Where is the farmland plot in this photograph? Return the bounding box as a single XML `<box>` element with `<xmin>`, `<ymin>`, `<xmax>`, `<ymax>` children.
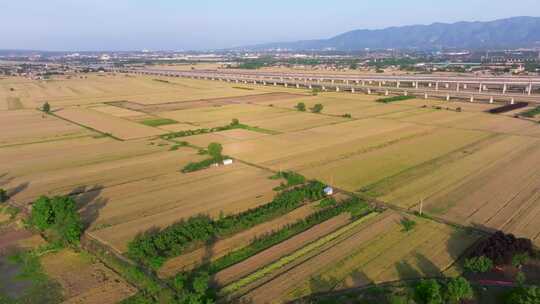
<box><xmin>158</xmin><ymin>202</ymin><xmax>321</xmax><ymax>278</ymax></box>
<box><xmin>0</xmin><ymin>109</ymin><xmax>93</xmax><ymax>147</ymax></box>
<box><xmin>238</xmin><ymin>211</ymin><xmax>479</xmax><ymax>303</ymax></box>
<box><xmin>88</xmin><ymin>162</ymin><xmax>281</xmax><ymax>253</ymax></box>
<box><xmin>2</xmin><ymin>144</ymin><xmax>199</xmax><ymax>206</ymax></box>
<box><xmin>41</xmin><ymin>249</ymin><xmax>136</xmax><ymax>304</ymax></box>
<box><xmin>55</xmin><ymin>107</ymin><xmax>165</xmax><ymax>140</ymax></box>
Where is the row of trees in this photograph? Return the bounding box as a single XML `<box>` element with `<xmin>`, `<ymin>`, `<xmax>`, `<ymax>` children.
<box><xmin>127</xmin><ymin>181</ymin><xmax>326</xmax><ymax>268</ymax></box>
<box><xmin>415</xmin><ymin>277</ymin><xmax>473</xmax><ymax>304</ymax></box>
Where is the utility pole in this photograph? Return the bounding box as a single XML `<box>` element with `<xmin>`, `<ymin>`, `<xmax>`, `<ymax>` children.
<box><xmin>419</xmin><ymin>199</ymin><xmax>424</xmax><ymax>216</ymax></box>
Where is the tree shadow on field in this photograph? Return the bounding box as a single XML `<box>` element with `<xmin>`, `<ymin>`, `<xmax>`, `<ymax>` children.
<box><xmin>0</xmin><ymin>172</ymin><xmax>30</xmax><ymax>201</ymax></box>
<box><xmin>348</xmin><ymin>270</ymin><xmax>374</xmax><ymax>288</ymax></box>
<box><xmin>445</xmin><ymin>226</ymin><xmax>492</xmax><ymax>272</ymax></box>
<box><xmin>70</xmin><ymin>185</ymin><xmax>108</xmax><ymax>231</ymax></box>
<box><xmin>395</xmin><ymin>261</ymin><xmax>422</xmax><ymax>283</ymax></box>
<box><xmin>415</xmin><ymin>253</ymin><xmax>441</xmax><ymax>277</ymax></box>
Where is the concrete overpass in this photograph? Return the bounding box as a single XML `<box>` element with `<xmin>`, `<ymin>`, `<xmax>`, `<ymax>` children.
<box><xmin>112</xmin><ymin>68</ymin><xmax>540</xmax><ymax>105</ymax></box>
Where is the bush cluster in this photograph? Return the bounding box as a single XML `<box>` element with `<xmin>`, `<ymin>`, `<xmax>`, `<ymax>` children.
<box><xmin>469</xmin><ymin>231</ymin><xmax>533</xmax><ymax>265</ymax></box>
<box><xmin>127</xmin><ymin>181</ymin><xmax>326</xmax><ymax>268</ymax></box>
<box><xmin>29</xmin><ymin>196</ymin><xmax>83</xmax><ymax>246</ymax></box>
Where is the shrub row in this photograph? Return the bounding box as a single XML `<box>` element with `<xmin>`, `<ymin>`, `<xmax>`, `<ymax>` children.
<box><xmin>127</xmin><ymin>181</ymin><xmax>326</xmax><ymax>268</ymax></box>
<box><xmin>208</xmin><ymin>196</ymin><xmax>370</xmax><ymax>273</ymax></box>
<box><xmin>376</xmin><ymin>95</ymin><xmax>416</xmax><ymax>103</ymax></box>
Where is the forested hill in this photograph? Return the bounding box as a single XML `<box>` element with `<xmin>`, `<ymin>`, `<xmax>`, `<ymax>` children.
<box><xmin>240</xmin><ymin>16</ymin><xmax>540</xmax><ymax>51</ymax></box>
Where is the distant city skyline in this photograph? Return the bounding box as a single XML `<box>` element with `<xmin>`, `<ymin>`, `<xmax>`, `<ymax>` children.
<box><xmin>2</xmin><ymin>0</ymin><xmax>540</xmax><ymax>51</ymax></box>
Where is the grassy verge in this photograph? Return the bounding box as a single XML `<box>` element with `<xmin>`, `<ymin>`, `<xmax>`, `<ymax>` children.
<box><xmin>377</xmin><ymin>95</ymin><xmax>416</xmax><ymax>103</ymax></box>
<box><xmin>141</xmin><ymin>118</ymin><xmax>178</xmax><ymax>127</ymax></box>
<box><xmin>221</xmin><ymin>211</ymin><xmax>379</xmax><ymax>294</ymax></box>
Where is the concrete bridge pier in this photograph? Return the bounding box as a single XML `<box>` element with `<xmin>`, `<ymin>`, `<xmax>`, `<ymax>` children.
<box><xmin>463</xmin><ymin>84</ymin><xmax>468</xmax><ymax>89</ymax></box>
<box><xmin>470</xmin><ymin>96</ymin><xmax>474</xmax><ymax>103</ymax></box>
<box><xmin>404</xmin><ymin>91</ymin><xmax>408</xmax><ymax>96</ymax></box>
<box><xmin>284</xmin><ymin>83</ymin><xmax>288</xmax><ymax>88</ymax></box>
<box><xmin>435</xmin><ymin>82</ymin><xmax>439</xmax><ymax>91</ymax></box>
<box><xmin>309</xmin><ymin>84</ymin><xmax>312</xmax><ymax>89</ymax></box>
<box><xmin>273</xmin><ymin>82</ymin><xmax>277</xmax><ymax>86</ymax></box>
<box><xmin>351</xmin><ymin>87</ymin><xmax>355</xmax><ymax>93</ymax></box>
<box><xmin>385</xmin><ymin>90</ymin><xmax>389</xmax><ymax>96</ymax></box>
<box><xmin>397</xmin><ymin>81</ymin><xmax>401</xmax><ymax>88</ymax></box>
<box><xmin>424</xmin><ymin>93</ymin><xmax>428</xmax><ymax>99</ymax></box>
<box><xmin>478</xmin><ymin>83</ymin><xmax>483</xmax><ymax>93</ymax></box>
<box><xmin>511</xmin><ymin>98</ymin><xmax>515</xmax><ymax>105</ymax></box>
<box><xmin>446</xmin><ymin>94</ymin><xmax>450</xmax><ymax>101</ymax></box>
<box><xmin>503</xmin><ymin>83</ymin><xmax>508</xmax><ymax>94</ymax></box>
<box><xmin>490</xmin><ymin>97</ymin><xmax>494</xmax><ymax>104</ymax></box>
<box><xmin>379</xmin><ymin>81</ymin><xmax>382</xmax><ymax>87</ymax></box>
<box><xmin>296</xmin><ymin>84</ymin><xmax>300</xmax><ymax>89</ymax></box>
<box><xmin>367</xmin><ymin>88</ymin><xmax>372</xmax><ymax>94</ymax></box>
<box><xmin>528</xmin><ymin>83</ymin><xmax>533</xmax><ymax>95</ymax></box>
<box><xmin>336</xmin><ymin>87</ymin><xmax>340</xmax><ymax>92</ymax></box>
<box><xmin>456</xmin><ymin>83</ymin><xmax>460</xmax><ymax>92</ymax></box>
<box><xmin>445</xmin><ymin>83</ymin><xmax>449</xmax><ymax>89</ymax></box>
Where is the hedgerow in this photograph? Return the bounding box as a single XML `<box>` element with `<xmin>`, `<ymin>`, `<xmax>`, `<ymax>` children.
<box><xmin>127</xmin><ymin>181</ymin><xmax>326</xmax><ymax>268</ymax></box>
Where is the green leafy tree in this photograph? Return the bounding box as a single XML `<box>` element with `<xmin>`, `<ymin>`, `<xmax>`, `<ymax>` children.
<box><xmin>296</xmin><ymin>102</ymin><xmax>306</xmax><ymax>112</ymax></box>
<box><xmin>400</xmin><ymin>218</ymin><xmax>417</xmax><ymax>232</ymax></box>
<box><xmin>512</xmin><ymin>253</ymin><xmax>530</xmax><ymax>268</ymax></box>
<box><xmin>30</xmin><ymin>196</ymin><xmax>55</xmax><ymax>230</ymax></box>
<box><xmin>42</xmin><ymin>102</ymin><xmax>50</xmax><ymax>113</ymax></box>
<box><xmin>230</xmin><ymin>118</ymin><xmax>240</xmax><ymax>126</ymax></box>
<box><xmin>445</xmin><ymin>277</ymin><xmax>473</xmax><ymax>304</ymax></box>
<box><xmin>415</xmin><ymin>279</ymin><xmax>443</xmax><ymax>304</ymax></box>
<box><xmin>506</xmin><ymin>286</ymin><xmax>540</xmax><ymax>304</ymax></box>
<box><xmin>207</xmin><ymin>143</ymin><xmax>223</xmax><ymax>161</ymax></box>
<box><xmin>29</xmin><ymin>195</ymin><xmax>82</xmax><ymax>246</ymax></box>
<box><xmin>0</xmin><ymin>188</ymin><xmax>8</xmax><ymax>203</ymax></box>
<box><xmin>464</xmin><ymin>256</ymin><xmax>493</xmax><ymax>273</ymax></box>
<box><xmin>311</xmin><ymin>103</ymin><xmax>324</xmax><ymax>113</ymax></box>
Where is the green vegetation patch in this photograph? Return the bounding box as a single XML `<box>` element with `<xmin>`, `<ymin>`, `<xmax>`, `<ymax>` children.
<box><xmin>521</xmin><ymin>106</ymin><xmax>540</xmax><ymax>117</ymax></box>
<box><xmin>141</xmin><ymin>118</ymin><xmax>178</xmax><ymax>127</ymax></box>
<box><xmin>377</xmin><ymin>95</ymin><xmax>416</xmax><ymax>103</ymax></box>
<box><xmin>127</xmin><ymin>181</ymin><xmax>327</xmax><ymax>269</ymax></box>
<box><xmin>28</xmin><ymin>195</ymin><xmax>83</xmax><ymax>246</ymax></box>
<box><xmin>0</xmin><ymin>248</ymin><xmax>63</xmax><ymax>304</ymax></box>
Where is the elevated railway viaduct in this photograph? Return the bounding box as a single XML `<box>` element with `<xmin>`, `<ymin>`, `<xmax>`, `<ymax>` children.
<box><xmin>113</xmin><ymin>68</ymin><xmax>540</xmax><ymax>105</ymax></box>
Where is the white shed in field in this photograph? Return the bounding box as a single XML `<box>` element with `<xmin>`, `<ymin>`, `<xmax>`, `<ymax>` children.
<box><xmin>323</xmin><ymin>186</ymin><xmax>334</xmax><ymax>196</ymax></box>
<box><xmin>223</xmin><ymin>159</ymin><xmax>234</xmax><ymax>166</ymax></box>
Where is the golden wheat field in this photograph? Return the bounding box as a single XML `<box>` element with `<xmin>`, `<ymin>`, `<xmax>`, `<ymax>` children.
<box><xmin>2</xmin><ymin>72</ymin><xmax>539</xmax><ymax>303</ymax></box>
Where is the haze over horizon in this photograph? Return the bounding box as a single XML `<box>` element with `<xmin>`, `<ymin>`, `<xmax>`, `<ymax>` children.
<box><xmin>2</xmin><ymin>0</ymin><xmax>540</xmax><ymax>52</ymax></box>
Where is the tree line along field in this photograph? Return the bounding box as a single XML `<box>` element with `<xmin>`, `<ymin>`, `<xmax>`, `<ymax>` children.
<box><xmin>1</xmin><ymin>72</ymin><xmax>539</xmax><ymax>303</ymax></box>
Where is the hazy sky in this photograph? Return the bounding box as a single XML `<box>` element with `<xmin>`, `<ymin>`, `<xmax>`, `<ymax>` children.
<box><xmin>2</xmin><ymin>0</ymin><xmax>540</xmax><ymax>51</ymax></box>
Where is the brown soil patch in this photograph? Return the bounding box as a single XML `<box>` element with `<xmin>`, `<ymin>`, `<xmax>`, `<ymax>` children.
<box><xmin>41</xmin><ymin>249</ymin><xmax>136</xmax><ymax>304</ymax></box>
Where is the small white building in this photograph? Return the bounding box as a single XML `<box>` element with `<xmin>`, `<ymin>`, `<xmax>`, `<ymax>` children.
<box><xmin>323</xmin><ymin>186</ymin><xmax>334</xmax><ymax>196</ymax></box>
<box><xmin>223</xmin><ymin>159</ymin><xmax>234</xmax><ymax>166</ymax></box>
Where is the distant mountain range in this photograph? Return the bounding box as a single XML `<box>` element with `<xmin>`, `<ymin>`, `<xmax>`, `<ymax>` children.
<box><xmin>240</xmin><ymin>16</ymin><xmax>540</xmax><ymax>51</ymax></box>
